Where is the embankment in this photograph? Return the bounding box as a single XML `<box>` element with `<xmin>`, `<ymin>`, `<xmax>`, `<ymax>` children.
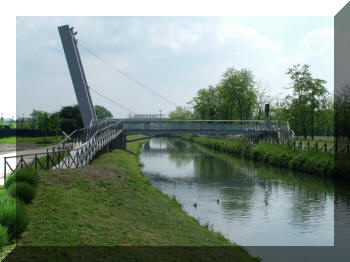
<box><xmin>183</xmin><ymin>135</ymin><xmax>335</xmax><ymax>178</ymax></box>
<box><xmin>2</xmin><ymin>138</ymin><xmax>259</xmax><ymax>262</ymax></box>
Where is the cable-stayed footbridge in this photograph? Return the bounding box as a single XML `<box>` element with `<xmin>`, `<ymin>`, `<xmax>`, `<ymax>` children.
<box><xmin>1</xmin><ymin>24</ymin><xmax>294</xmax><ymax>182</ymax></box>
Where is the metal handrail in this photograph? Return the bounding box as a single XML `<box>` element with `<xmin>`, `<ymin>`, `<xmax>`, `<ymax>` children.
<box><xmin>3</xmin><ymin>119</ymin><xmax>124</xmax><ymax>181</ymax></box>
<box><xmin>47</xmin><ymin>119</ymin><xmax>112</xmax><ymax>152</ymax></box>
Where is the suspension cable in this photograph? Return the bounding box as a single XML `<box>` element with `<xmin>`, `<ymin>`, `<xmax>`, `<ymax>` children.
<box><xmin>89</xmin><ymin>86</ymin><xmax>137</xmax><ymax>115</ymax></box>
<box><xmin>79</xmin><ymin>42</ymin><xmax>178</xmax><ymax>107</ymax></box>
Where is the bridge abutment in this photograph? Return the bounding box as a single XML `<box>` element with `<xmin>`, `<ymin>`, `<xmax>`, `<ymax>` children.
<box><xmin>108</xmin><ymin>132</ymin><xmax>126</xmax><ymax>151</ymax></box>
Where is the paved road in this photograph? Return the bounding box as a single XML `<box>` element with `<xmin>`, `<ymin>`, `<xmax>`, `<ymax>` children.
<box><xmin>0</xmin><ymin>144</ymin><xmax>48</xmax><ymax>186</ymax></box>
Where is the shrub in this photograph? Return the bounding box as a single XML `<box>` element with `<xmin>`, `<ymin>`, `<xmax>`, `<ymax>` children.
<box><xmin>0</xmin><ymin>189</ymin><xmax>8</xmax><ymax>200</ymax></box>
<box><xmin>0</xmin><ymin>196</ymin><xmax>28</xmax><ymax>239</ymax></box>
<box><xmin>5</xmin><ymin>168</ymin><xmax>39</xmax><ymax>189</ymax></box>
<box><xmin>8</xmin><ymin>182</ymin><xmax>36</xmax><ymax>204</ymax></box>
<box><xmin>0</xmin><ymin>224</ymin><xmax>8</xmax><ymax>247</ymax></box>
<box><xmin>4</xmin><ymin>173</ymin><xmax>16</xmax><ymax>189</ymax></box>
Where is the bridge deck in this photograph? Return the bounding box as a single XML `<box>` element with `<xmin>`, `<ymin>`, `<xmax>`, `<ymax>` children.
<box><xmin>116</xmin><ymin>119</ymin><xmax>292</xmax><ymax>137</ymax></box>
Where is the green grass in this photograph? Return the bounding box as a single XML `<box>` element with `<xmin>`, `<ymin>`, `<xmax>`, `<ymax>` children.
<box><xmin>5</xmin><ymin>168</ymin><xmax>39</xmax><ymax>189</ymax></box>
<box><xmin>14</xmin><ymin>139</ymin><xmax>259</xmax><ymax>261</ymax></box>
<box><xmin>0</xmin><ymin>224</ymin><xmax>9</xmax><ymax>247</ymax></box>
<box><xmin>0</xmin><ymin>136</ymin><xmax>63</xmax><ymax>145</ymax></box>
<box><xmin>0</xmin><ymin>195</ymin><xmax>29</xmax><ymax>240</ymax></box>
<box><xmin>7</xmin><ymin>182</ymin><xmax>36</xmax><ymax>204</ymax></box>
<box><xmin>183</xmin><ymin>135</ymin><xmax>334</xmax><ymax>178</ymax></box>
<box><xmin>295</xmin><ymin>136</ymin><xmax>334</xmax><ymax>148</ymax></box>
<box><xmin>295</xmin><ymin>136</ymin><xmax>334</xmax><ymax>142</ymax></box>
<box><xmin>0</xmin><ymin>243</ymin><xmax>15</xmax><ymax>261</ymax></box>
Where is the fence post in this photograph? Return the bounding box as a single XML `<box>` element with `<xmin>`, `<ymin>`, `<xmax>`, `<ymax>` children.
<box><xmin>4</xmin><ymin>157</ymin><xmax>6</xmax><ymax>182</ymax></box>
<box><xmin>325</xmin><ymin>142</ymin><xmax>327</xmax><ymax>153</ymax></box>
<box><xmin>315</xmin><ymin>142</ymin><xmax>318</xmax><ymax>152</ymax></box>
<box><xmin>46</xmin><ymin>152</ymin><xmax>50</xmax><ymax>169</ymax></box>
<box><xmin>35</xmin><ymin>154</ymin><xmax>37</xmax><ymax>170</ymax></box>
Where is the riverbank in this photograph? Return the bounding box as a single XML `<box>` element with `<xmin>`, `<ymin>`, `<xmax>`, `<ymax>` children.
<box><xmin>2</xmin><ymin>138</ymin><xmax>259</xmax><ymax>261</ymax></box>
<box><xmin>182</xmin><ymin>135</ymin><xmax>334</xmax><ymax>178</ymax></box>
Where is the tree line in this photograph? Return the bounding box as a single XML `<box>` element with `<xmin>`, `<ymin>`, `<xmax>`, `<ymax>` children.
<box><xmin>16</xmin><ymin>105</ymin><xmax>113</xmax><ymax>134</ymax></box>
<box><xmin>169</xmin><ymin>64</ymin><xmax>334</xmax><ymax>139</ymax></box>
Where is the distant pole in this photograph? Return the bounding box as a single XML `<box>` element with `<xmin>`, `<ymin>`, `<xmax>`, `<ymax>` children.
<box><xmin>58</xmin><ymin>25</ymin><xmax>97</xmax><ymax>127</ymax></box>
<box><xmin>265</xmin><ymin>103</ymin><xmax>270</xmax><ymax>131</ymax></box>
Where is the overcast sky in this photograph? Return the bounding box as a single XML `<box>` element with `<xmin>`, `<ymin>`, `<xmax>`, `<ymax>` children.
<box><xmin>14</xmin><ymin>16</ymin><xmax>333</xmax><ymax>119</ymax></box>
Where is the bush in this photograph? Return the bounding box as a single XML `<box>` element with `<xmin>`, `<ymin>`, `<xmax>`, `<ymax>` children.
<box><xmin>0</xmin><ymin>196</ymin><xmax>28</xmax><ymax>239</ymax></box>
<box><xmin>0</xmin><ymin>189</ymin><xmax>8</xmax><ymax>200</ymax></box>
<box><xmin>4</xmin><ymin>168</ymin><xmax>39</xmax><ymax>189</ymax></box>
<box><xmin>0</xmin><ymin>224</ymin><xmax>8</xmax><ymax>247</ymax></box>
<box><xmin>8</xmin><ymin>182</ymin><xmax>36</xmax><ymax>204</ymax></box>
<box><xmin>4</xmin><ymin>173</ymin><xmax>16</xmax><ymax>189</ymax></box>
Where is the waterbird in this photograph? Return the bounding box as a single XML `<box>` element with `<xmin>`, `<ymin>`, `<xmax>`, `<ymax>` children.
<box><xmin>193</xmin><ymin>202</ymin><xmax>197</xmax><ymax>208</ymax></box>
<box><xmin>216</xmin><ymin>198</ymin><xmax>220</xmax><ymax>204</ymax></box>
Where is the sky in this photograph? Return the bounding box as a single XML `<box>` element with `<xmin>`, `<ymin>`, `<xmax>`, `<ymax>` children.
<box><xmin>13</xmin><ymin>16</ymin><xmax>333</xmax><ymax>119</ymax></box>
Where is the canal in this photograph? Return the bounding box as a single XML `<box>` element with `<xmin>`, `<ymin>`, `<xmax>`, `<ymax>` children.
<box><xmin>139</xmin><ymin>138</ymin><xmax>350</xmax><ymax>261</ymax></box>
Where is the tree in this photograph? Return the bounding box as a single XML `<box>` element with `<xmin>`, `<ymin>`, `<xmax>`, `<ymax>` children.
<box><xmin>28</xmin><ymin>109</ymin><xmax>61</xmax><ymax>134</ymax></box>
<box><xmin>59</xmin><ymin>105</ymin><xmax>83</xmax><ymax>134</ymax></box>
<box><xmin>190</xmin><ymin>86</ymin><xmax>220</xmax><ymax>120</ymax></box>
<box><xmin>316</xmin><ymin>95</ymin><xmax>334</xmax><ymax>137</ymax></box>
<box><xmin>169</xmin><ymin>106</ymin><xmax>194</xmax><ymax>120</ymax></box>
<box><xmin>190</xmin><ymin>67</ymin><xmax>257</xmax><ymax>120</ymax></box>
<box><xmin>217</xmin><ymin>67</ymin><xmax>257</xmax><ymax>120</ymax></box>
<box><xmin>48</xmin><ymin>112</ymin><xmax>61</xmax><ymax>134</ymax></box>
<box><xmin>94</xmin><ymin>105</ymin><xmax>113</xmax><ymax>120</ymax></box>
<box><xmin>30</xmin><ymin>110</ymin><xmax>46</xmax><ymax>129</ymax></box>
<box><xmin>286</xmin><ymin>64</ymin><xmax>327</xmax><ymax>139</ymax></box>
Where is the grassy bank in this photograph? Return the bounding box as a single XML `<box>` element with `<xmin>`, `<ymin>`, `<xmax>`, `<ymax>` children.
<box><xmin>183</xmin><ymin>135</ymin><xmax>334</xmax><ymax>178</ymax></box>
<box><xmin>2</xmin><ymin>138</ymin><xmax>258</xmax><ymax>261</ymax></box>
<box><xmin>0</xmin><ymin>136</ymin><xmax>63</xmax><ymax>146</ymax></box>
<box><xmin>0</xmin><ymin>168</ymin><xmax>41</xmax><ymax>260</ymax></box>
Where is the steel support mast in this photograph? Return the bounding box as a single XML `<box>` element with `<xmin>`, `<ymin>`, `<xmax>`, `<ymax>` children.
<box><xmin>58</xmin><ymin>25</ymin><xmax>97</xmax><ymax>127</ymax></box>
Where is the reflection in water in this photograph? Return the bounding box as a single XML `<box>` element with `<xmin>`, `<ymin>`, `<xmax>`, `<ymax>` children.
<box><xmin>140</xmin><ymin>138</ymin><xmax>335</xmax><ymax>246</ymax></box>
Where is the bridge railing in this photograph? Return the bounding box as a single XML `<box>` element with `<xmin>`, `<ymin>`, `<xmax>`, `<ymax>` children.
<box><xmin>46</xmin><ymin>119</ymin><xmax>115</xmax><ymax>152</ymax></box>
<box><xmin>121</xmin><ymin>119</ymin><xmax>291</xmax><ymax>133</ymax></box>
<box><xmin>3</xmin><ymin>119</ymin><xmax>123</xmax><ymax>181</ymax></box>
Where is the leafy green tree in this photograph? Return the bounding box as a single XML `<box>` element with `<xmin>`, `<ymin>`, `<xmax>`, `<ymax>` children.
<box><xmin>190</xmin><ymin>86</ymin><xmax>220</xmax><ymax>120</ymax></box>
<box><xmin>59</xmin><ymin>105</ymin><xmax>83</xmax><ymax>134</ymax></box>
<box><xmin>286</xmin><ymin>64</ymin><xmax>327</xmax><ymax>139</ymax></box>
<box><xmin>48</xmin><ymin>112</ymin><xmax>61</xmax><ymax>134</ymax></box>
<box><xmin>217</xmin><ymin>67</ymin><xmax>257</xmax><ymax>120</ymax></box>
<box><xmin>169</xmin><ymin>106</ymin><xmax>194</xmax><ymax>120</ymax></box>
<box><xmin>94</xmin><ymin>105</ymin><xmax>113</xmax><ymax>120</ymax></box>
<box><xmin>30</xmin><ymin>110</ymin><xmax>46</xmax><ymax>129</ymax></box>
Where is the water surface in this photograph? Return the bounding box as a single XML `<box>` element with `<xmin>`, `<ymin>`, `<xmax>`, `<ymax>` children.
<box><xmin>140</xmin><ymin>138</ymin><xmax>335</xmax><ymax>246</ymax></box>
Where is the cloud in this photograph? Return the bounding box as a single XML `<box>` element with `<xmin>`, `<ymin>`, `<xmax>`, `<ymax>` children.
<box><xmin>148</xmin><ymin>21</ymin><xmax>203</xmax><ymax>52</ymax></box>
<box><xmin>216</xmin><ymin>21</ymin><xmax>284</xmax><ymax>55</ymax></box>
<box><xmin>283</xmin><ymin>28</ymin><xmax>334</xmax><ymax>64</ymax></box>
<box><xmin>14</xmin><ymin>17</ymin><xmax>333</xmax><ymax>118</ymax></box>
